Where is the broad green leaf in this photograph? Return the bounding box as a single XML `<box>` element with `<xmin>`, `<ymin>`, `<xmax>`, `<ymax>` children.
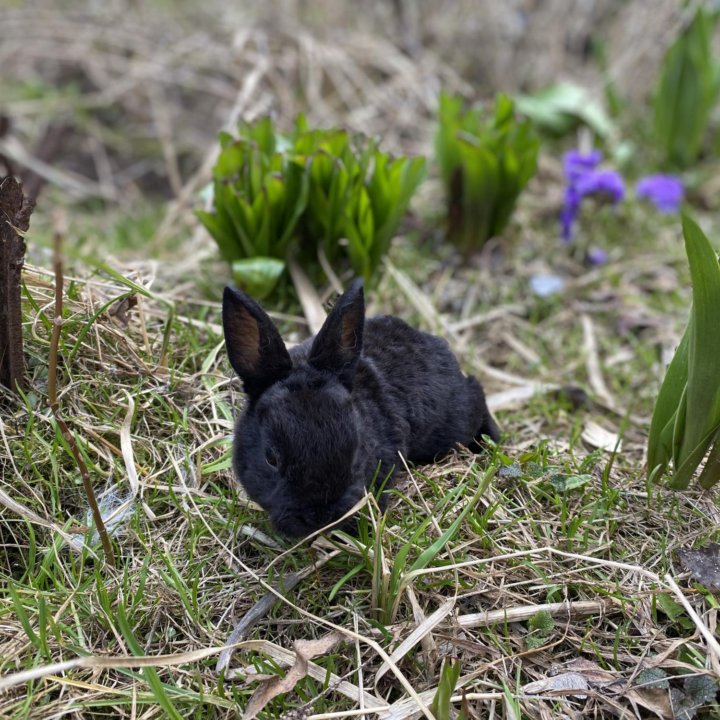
<box><xmin>648</xmin><ymin>215</ymin><xmax>720</xmax><ymax>489</ymax></box>
<box><xmin>435</xmin><ymin>92</ymin><xmax>464</xmax><ymax>185</ymax></box>
<box><xmin>430</xmin><ymin>659</ymin><xmax>462</xmax><ymax>719</ymax></box>
<box><xmin>195</xmin><ymin>209</ymin><xmax>237</xmax><ymax>263</ymax></box>
<box><xmin>647</xmin><ymin>320</ymin><xmax>691</xmax><ymax>480</ymax></box>
<box><xmin>357</xmin><ymin>186</ymin><xmax>375</xmax><ymax>249</ymax></box>
<box><xmin>277</xmin><ymin>161</ymin><xmax>309</xmax><ymax>252</ymax></box>
<box><xmin>677</xmin><ymin>216</ymin><xmax>720</xmax><ymax>474</ymax></box>
<box><xmin>343</xmin><ymin>225</ymin><xmax>370</xmax><ymax>281</ymax></box>
<box><xmin>697</xmin><ymin>430</ymin><xmax>720</xmax><ymax>488</ymax></box>
<box><xmin>672</xmin><ymin>421</ymin><xmax>720</xmax><ymax>490</ymax></box>
<box><xmin>515</xmin><ymin>82</ymin><xmax>616</xmax><ymax>140</ymax></box>
<box><xmin>494</xmin><ymin>93</ymin><xmax>515</xmax><ymax>126</ymax></box>
<box><xmin>653</xmin><ymin>8</ymin><xmax>718</xmax><ymax>168</ymax></box>
<box><xmin>231</xmin><ymin>257</ymin><xmax>285</xmax><ymax>300</ymax></box>
<box><xmin>369</xmin><ymin>156</ymin><xmax>426</xmax><ymax>270</ymax></box>
<box><xmin>214</xmin><ymin>140</ymin><xmax>247</xmax><ymax>180</ymax></box>
<box><xmin>656</xmin><ymin>592</ymin><xmax>686</xmax><ymax>621</ymax></box>
<box><xmin>253</xmin><ymin>188</ymin><xmax>273</xmax><ymax>257</ymax></box>
<box><xmin>325</xmin><ymin>160</ymin><xmax>353</xmax><ymax>253</ymax></box>
<box><xmin>345</xmin><ymin>187</ymin><xmax>375</xmax><ymax>280</ymax></box>
<box><xmin>671</xmin><ymin>383</ymin><xmax>689</xmax><ymax>479</ymax></box>
<box><xmin>219</xmin><ymin>185</ymin><xmax>255</xmax><ymax>257</ymax></box>
<box><xmin>461</xmin><ymin>141</ymin><xmax>498</xmax><ymax>251</ymax></box>
<box><xmin>218</xmin><ymin>130</ymin><xmax>235</xmax><ymax>150</ymax></box>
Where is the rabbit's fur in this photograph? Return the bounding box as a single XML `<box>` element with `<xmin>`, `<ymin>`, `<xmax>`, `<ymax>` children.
<box><xmin>223</xmin><ymin>280</ymin><xmax>499</xmax><ymax>538</ymax></box>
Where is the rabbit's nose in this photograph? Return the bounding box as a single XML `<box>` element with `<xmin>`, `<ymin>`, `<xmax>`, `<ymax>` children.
<box><xmin>272</xmin><ymin>510</ymin><xmax>312</xmax><ymax>539</ymax></box>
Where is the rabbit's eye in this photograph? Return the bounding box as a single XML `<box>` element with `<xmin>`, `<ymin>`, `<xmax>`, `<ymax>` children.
<box><xmin>265</xmin><ymin>448</ymin><xmax>279</xmax><ymax>469</ymax></box>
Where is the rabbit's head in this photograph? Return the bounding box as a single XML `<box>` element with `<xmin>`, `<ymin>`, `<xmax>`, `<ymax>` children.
<box><xmin>222</xmin><ymin>281</ymin><xmax>367</xmax><ymax>537</ymax></box>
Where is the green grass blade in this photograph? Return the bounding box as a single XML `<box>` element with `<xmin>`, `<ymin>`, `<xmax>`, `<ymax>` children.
<box><xmin>409</xmin><ymin>466</ymin><xmax>495</xmax><ymax>574</ymax></box>
<box><xmin>8</xmin><ymin>583</ymin><xmax>39</xmax><ymax>647</ymax></box>
<box><xmin>114</xmin><ymin>603</ymin><xmax>183</xmax><ymax>720</ymax></box>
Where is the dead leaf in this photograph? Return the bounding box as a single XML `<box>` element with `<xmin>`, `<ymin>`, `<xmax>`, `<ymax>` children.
<box><xmin>243</xmin><ymin>632</ymin><xmax>342</xmax><ymax>719</ymax></box>
<box><xmin>677</xmin><ymin>544</ymin><xmax>720</xmax><ymax>592</ymax></box>
<box><xmin>563</xmin><ymin>658</ymin><xmax>616</xmax><ymax>686</ymax></box>
<box><xmin>626</xmin><ymin>686</ymin><xmax>673</xmax><ymax>719</ymax></box>
<box><xmin>486</xmin><ymin>383</ymin><xmax>560</xmax><ymax>411</ymax></box>
<box><xmin>622</xmin><ymin>668</ymin><xmax>672</xmax><ymax>719</ymax></box>
<box><xmin>522</xmin><ymin>672</ymin><xmax>589</xmax><ymax>699</ymax></box>
<box><xmin>581</xmin><ymin>313</ymin><xmax>616</xmax><ymax>410</ymax></box>
<box><xmin>581</xmin><ymin>420</ymin><xmax>622</xmax><ymax>453</ymax></box>
<box><xmin>108</xmin><ymin>294</ymin><xmax>138</xmax><ymax>326</ymax></box>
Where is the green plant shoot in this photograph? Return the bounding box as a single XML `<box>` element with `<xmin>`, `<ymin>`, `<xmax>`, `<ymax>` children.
<box><xmin>653</xmin><ymin>7</ymin><xmax>719</xmax><ymax>169</ymax></box>
<box><xmin>647</xmin><ymin>215</ymin><xmax>720</xmax><ymax>489</ymax></box>
<box><xmin>430</xmin><ymin>659</ymin><xmax>464</xmax><ymax>720</ymax></box>
<box><xmin>197</xmin><ymin>116</ymin><xmax>426</xmax><ymax>299</ymax></box>
<box><xmin>435</xmin><ymin>92</ymin><xmax>539</xmax><ymax>254</ymax></box>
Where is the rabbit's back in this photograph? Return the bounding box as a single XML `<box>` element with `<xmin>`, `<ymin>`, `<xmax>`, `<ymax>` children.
<box><xmin>354</xmin><ymin>316</ymin><xmax>492</xmax><ymax>462</ymax></box>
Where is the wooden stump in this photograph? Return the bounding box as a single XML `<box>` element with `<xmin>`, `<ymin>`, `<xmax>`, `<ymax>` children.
<box><xmin>0</xmin><ymin>175</ymin><xmax>33</xmax><ymax>391</ymax></box>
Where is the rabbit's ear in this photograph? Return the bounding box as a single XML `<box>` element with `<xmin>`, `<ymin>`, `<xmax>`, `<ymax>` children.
<box><xmin>223</xmin><ymin>286</ymin><xmax>292</xmax><ymax>399</ymax></box>
<box><xmin>309</xmin><ymin>279</ymin><xmax>365</xmax><ymax>389</ymax></box>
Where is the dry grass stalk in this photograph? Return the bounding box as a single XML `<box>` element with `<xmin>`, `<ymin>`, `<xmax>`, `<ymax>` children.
<box><xmin>46</xmin><ymin>213</ymin><xmax>115</xmax><ymax>568</ymax></box>
<box><xmin>456</xmin><ymin>599</ymin><xmax>614</xmax><ymax>629</ymax></box>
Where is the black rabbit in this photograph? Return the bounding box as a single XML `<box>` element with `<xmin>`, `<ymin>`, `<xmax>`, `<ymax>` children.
<box><xmin>222</xmin><ymin>279</ymin><xmax>499</xmax><ymax>538</ymax></box>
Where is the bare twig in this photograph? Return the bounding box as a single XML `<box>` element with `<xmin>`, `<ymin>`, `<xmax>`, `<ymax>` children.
<box><xmin>0</xmin><ymin>175</ymin><xmax>32</xmax><ymax>391</ymax></box>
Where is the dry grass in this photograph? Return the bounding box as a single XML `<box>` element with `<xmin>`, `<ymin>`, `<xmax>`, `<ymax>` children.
<box><xmin>2</xmin><ymin>2</ymin><xmax>720</xmax><ymax>719</ymax></box>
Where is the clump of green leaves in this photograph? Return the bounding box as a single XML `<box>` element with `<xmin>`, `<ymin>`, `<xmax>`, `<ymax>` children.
<box><xmin>197</xmin><ymin>119</ymin><xmax>307</xmax><ymax>299</ymax></box>
<box><xmin>293</xmin><ymin>117</ymin><xmax>426</xmax><ymax>283</ymax></box>
<box><xmin>647</xmin><ymin>215</ymin><xmax>720</xmax><ymax>489</ymax></box>
<box><xmin>197</xmin><ymin>116</ymin><xmax>426</xmax><ymax>299</ymax></box>
<box><xmin>653</xmin><ymin>7</ymin><xmax>720</xmax><ymax>169</ymax></box>
<box><xmin>435</xmin><ymin>92</ymin><xmax>539</xmax><ymax>254</ymax></box>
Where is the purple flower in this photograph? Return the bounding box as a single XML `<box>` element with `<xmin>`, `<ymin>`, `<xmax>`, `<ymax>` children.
<box><xmin>563</xmin><ymin>149</ymin><xmax>603</xmax><ymax>183</ymax></box>
<box><xmin>560</xmin><ymin>186</ymin><xmax>580</xmax><ymax>242</ymax></box>
<box><xmin>636</xmin><ymin>174</ymin><xmax>683</xmax><ymax>213</ymax></box>
<box><xmin>575</xmin><ymin>169</ymin><xmax>625</xmax><ymax>204</ymax></box>
<box><xmin>587</xmin><ymin>246</ymin><xmax>608</xmax><ymax>265</ymax></box>
<box><xmin>560</xmin><ymin>149</ymin><xmax>625</xmax><ymax>244</ymax></box>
